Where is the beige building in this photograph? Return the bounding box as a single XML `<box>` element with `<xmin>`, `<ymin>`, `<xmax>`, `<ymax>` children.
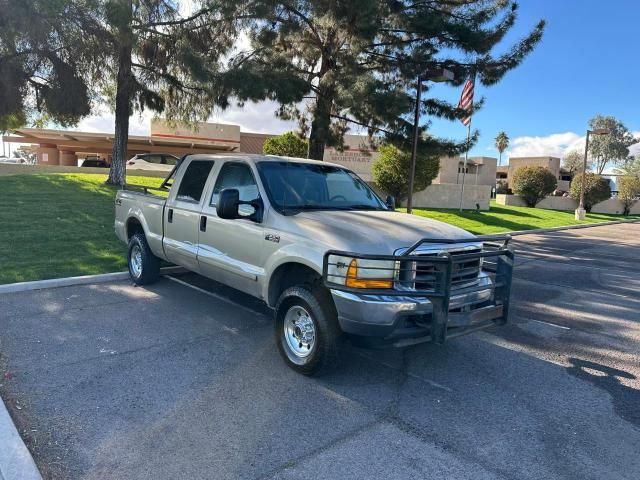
<box><xmin>497</xmin><ymin>156</ymin><xmax>573</xmax><ymax>191</ymax></box>
<box><xmin>434</xmin><ymin>156</ymin><xmax>497</xmax><ymax>187</ymax></box>
<box><xmin>4</xmin><ymin>120</ymin><xmax>496</xmax><ymax>209</ymax></box>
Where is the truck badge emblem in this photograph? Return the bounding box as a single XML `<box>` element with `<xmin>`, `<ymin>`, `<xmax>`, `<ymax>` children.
<box><xmin>265</xmin><ymin>233</ymin><xmax>280</xmax><ymax>243</ymax></box>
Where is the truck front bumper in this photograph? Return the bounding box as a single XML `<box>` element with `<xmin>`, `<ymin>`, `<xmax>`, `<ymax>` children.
<box><xmin>323</xmin><ymin>235</ymin><xmax>514</xmax><ymax>348</ymax></box>
<box><xmin>332</xmin><ymin>274</ymin><xmax>499</xmax><ymax>346</ymax></box>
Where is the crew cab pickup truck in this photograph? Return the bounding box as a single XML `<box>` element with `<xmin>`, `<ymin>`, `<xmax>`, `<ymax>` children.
<box><xmin>115</xmin><ymin>154</ymin><xmax>514</xmax><ymax>375</ymax></box>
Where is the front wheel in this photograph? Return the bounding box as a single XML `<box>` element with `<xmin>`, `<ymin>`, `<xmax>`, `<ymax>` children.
<box><xmin>127</xmin><ymin>233</ymin><xmax>160</xmax><ymax>285</ymax></box>
<box><xmin>275</xmin><ymin>284</ymin><xmax>342</xmax><ymax>375</ymax></box>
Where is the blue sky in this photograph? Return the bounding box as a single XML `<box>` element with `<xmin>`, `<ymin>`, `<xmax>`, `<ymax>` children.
<box><xmin>427</xmin><ymin>0</ymin><xmax>639</xmax><ymax>158</ymax></box>
<box><xmin>71</xmin><ymin>0</ymin><xmax>639</xmax><ymax>162</ymax></box>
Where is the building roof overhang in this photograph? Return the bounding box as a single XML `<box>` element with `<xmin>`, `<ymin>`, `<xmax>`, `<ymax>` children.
<box><xmin>3</xmin><ymin>128</ymin><xmax>239</xmax><ymax>155</ymax></box>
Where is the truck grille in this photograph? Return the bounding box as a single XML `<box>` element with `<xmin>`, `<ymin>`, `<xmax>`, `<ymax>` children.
<box><xmin>410</xmin><ymin>248</ymin><xmax>482</xmax><ymax>291</ymax></box>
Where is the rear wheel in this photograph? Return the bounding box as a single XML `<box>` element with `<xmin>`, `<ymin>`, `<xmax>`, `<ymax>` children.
<box><xmin>128</xmin><ymin>233</ymin><xmax>160</xmax><ymax>285</ymax></box>
<box><xmin>275</xmin><ymin>284</ymin><xmax>342</xmax><ymax>375</ymax></box>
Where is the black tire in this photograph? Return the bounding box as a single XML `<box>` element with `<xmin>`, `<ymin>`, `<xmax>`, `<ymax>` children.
<box><xmin>275</xmin><ymin>282</ymin><xmax>343</xmax><ymax>375</ymax></box>
<box><xmin>127</xmin><ymin>233</ymin><xmax>160</xmax><ymax>286</ymax></box>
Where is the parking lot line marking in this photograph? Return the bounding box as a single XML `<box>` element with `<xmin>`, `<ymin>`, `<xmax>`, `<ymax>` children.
<box><xmin>163</xmin><ymin>275</ymin><xmax>268</xmax><ymax>318</ymax></box>
<box><xmin>531</xmin><ymin>319</ymin><xmax>571</xmax><ymax>330</ymax></box>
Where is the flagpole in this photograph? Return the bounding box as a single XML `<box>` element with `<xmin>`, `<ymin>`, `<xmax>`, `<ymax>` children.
<box><xmin>458</xmin><ymin>120</ymin><xmax>471</xmax><ymax>211</ymax></box>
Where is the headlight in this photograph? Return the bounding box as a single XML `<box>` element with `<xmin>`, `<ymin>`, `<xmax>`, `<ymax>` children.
<box><xmin>327</xmin><ymin>255</ymin><xmax>396</xmax><ymax>289</ymax></box>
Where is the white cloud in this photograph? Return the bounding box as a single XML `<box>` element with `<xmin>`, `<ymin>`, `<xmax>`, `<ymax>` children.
<box><xmin>208</xmin><ymin>100</ymin><xmax>298</xmax><ymax>134</ymax></box>
<box><xmin>630</xmin><ymin>131</ymin><xmax>640</xmax><ymax>157</ymax></box>
<box><xmin>505</xmin><ymin>130</ymin><xmax>640</xmax><ymax>161</ymax></box>
<box><xmin>74</xmin><ymin>108</ymin><xmax>152</xmax><ymax>136</ymax></box>
<box><xmin>506</xmin><ymin>132</ymin><xmax>584</xmax><ymax>159</ymax></box>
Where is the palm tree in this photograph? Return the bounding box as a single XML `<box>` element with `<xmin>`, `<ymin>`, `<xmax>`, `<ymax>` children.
<box><xmin>495</xmin><ymin>131</ymin><xmax>510</xmax><ymax>166</ymax></box>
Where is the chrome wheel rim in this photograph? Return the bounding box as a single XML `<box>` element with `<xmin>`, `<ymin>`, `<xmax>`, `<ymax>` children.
<box><xmin>130</xmin><ymin>245</ymin><xmax>143</xmax><ymax>277</ymax></box>
<box><xmin>284</xmin><ymin>305</ymin><xmax>316</xmax><ymax>358</ymax></box>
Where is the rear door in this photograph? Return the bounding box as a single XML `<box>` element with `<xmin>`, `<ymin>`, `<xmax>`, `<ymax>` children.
<box><xmin>163</xmin><ymin>159</ymin><xmax>216</xmax><ymax>271</ymax></box>
<box><xmin>197</xmin><ymin>161</ymin><xmax>266</xmax><ymax>296</ymax></box>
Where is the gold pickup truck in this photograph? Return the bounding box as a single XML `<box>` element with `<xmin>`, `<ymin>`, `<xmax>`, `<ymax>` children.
<box><xmin>115</xmin><ymin>154</ymin><xmax>514</xmax><ymax>375</ymax></box>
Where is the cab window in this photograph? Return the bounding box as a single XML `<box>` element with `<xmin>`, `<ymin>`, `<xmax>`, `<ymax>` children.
<box><xmin>211</xmin><ymin>162</ymin><xmax>259</xmax><ymax>214</ymax></box>
<box><xmin>175</xmin><ymin>160</ymin><xmax>215</xmax><ymax>203</ymax></box>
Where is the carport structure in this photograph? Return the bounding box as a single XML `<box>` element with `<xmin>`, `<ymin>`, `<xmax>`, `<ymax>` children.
<box><xmin>3</xmin><ymin>127</ymin><xmax>240</xmax><ymax>166</ymax></box>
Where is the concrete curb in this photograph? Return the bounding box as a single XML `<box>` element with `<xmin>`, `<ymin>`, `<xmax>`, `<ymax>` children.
<box><xmin>0</xmin><ymin>221</ymin><xmax>636</xmax><ymax>294</ymax></box>
<box><xmin>506</xmin><ymin>218</ymin><xmax>640</xmax><ymax>237</ymax></box>
<box><xmin>0</xmin><ymin>266</ymin><xmax>185</xmax><ymax>295</ymax></box>
<box><xmin>0</xmin><ymin>396</ymin><xmax>42</xmax><ymax>480</ymax></box>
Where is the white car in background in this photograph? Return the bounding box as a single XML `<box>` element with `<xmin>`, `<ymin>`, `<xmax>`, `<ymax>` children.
<box><xmin>0</xmin><ymin>157</ymin><xmax>26</xmax><ymax>164</ymax></box>
<box><xmin>126</xmin><ymin>153</ymin><xmax>179</xmax><ymax>172</ymax></box>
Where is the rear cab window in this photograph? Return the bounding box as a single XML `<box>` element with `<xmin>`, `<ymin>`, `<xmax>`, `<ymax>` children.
<box><xmin>175</xmin><ymin>160</ymin><xmax>215</xmax><ymax>203</ymax></box>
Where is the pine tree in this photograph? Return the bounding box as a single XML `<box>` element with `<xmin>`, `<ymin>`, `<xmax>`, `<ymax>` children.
<box><xmin>1</xmin><ymin>1</ymin><xmax>244</xmax><ymax>185</ymax></box>
<box><xmin>230</xmin><ymin>1</ymin><xmax>544</xmax><ymax>160</ymax></box>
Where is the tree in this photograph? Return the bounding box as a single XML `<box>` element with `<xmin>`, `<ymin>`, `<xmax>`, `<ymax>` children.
<box><xmin>569</xmin><ymin>173</ymin><xmax>611</xmax><ymax>212</ymax></box>
<box><xmin>588</xmin><ymin>115</ymin><xmax>639</xmax><ymax>174</ymax></box>
<box><xmin>1</xmin><ymin>1</ymin><xmax>243</xmax><ymax>185</ymax></box>
<box><xmin>511</xmin><ymin>166</ymin><xmax>557</xmax><ymax>207</ymax></box>
<box><xmin>617</xmin><ymin>176</ymin><xmax>640</xmax><ymax>215</ymax></box>
<box><xmin>263</xmin><ymin>132</ymin><xmax>308</xmax><ymax>157</ymax></box>
<box><xmin>372</xmin><ymin>144</ymin><xmax>439</xmax><ymax>201</ymax></box>
<box><xmin>0</xmin><ymin>1</ymin><xmax>93</xmax><ymax>128</ymax></box>
<box><xmin>495</xmin><ymin>132</ymin><xmax>509</xmax><ymax>166</ymax></box>
<box><xmin>232</xmin><ymin>1</ymin><xmax>544</xmax><ymax>160</ymax></box>
<box><xmin>13</xmin><ymin>149</ymin><xmax>37</xmax><ymax>164</ymax></box>
<box><xmin>613</xmin><ymin>156</ymin><xmax>640</xmax><ymax>176</ymax></box>
<box><xmin>562</xmin><ymin>149</ymin><xmax>589</xmax><ymax>175</ymax></box>
<box><xmin>496</xmin><ymin>180</ymin><xmax>509</xmax><ymax>194</ymax></box>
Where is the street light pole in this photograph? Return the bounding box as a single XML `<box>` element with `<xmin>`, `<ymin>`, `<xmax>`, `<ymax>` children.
<box><xmin>575</xmin><ymin>128</ymin><xmax>609</xmax><ymax>220</ymax></box>
<box><xmin>406</xmin><ymin>68</ymin><xmax>454</xmax><ymax>214</ymax></box>
<box><xmin>407</xmin><ymin>77</ymin><xmax>423</xmax><ymax>214</ymax></box>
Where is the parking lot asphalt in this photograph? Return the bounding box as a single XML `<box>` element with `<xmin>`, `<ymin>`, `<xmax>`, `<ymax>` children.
<box><xmin>1</xmin><ymin>222</ymin><xmax>639</xmax><ymax>479</ymax></box>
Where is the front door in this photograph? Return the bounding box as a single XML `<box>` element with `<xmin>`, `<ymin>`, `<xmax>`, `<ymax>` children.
<box><xmin>163</xmin><ymin>159</ymin><xmax>215</xmax><ymax>272</ymax></box>
<box><xmin>197</xmin><ymin>161</ymin><xmax>265</xmax><ymax>296</ymax></box>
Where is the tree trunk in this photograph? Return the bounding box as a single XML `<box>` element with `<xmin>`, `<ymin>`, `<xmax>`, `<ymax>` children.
<box><xmin>106</xmin><ymin>44</ymin><xmax>133</xmax><ymax>186</ymax></box>
<box><xmin>307</xmin><ymin>85</ymin><xmax>333</xmax><ymax>160</ymax></box>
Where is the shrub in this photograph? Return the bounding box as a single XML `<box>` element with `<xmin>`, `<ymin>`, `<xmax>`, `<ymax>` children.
<box><xmin>372</xmin><ymin>144</ymin><xmax>440</xmax><ymax>201</ymax></box>
<box><xmin>618</xmin><ymin>175</ymin><xmax>640</xmax><ymax>215</ymax></box>
<box><xmin>511</xmin><ymin>166</ymin><xmax>557</xmax><ymax>207</ymax></box>
<box><xmin>263</xmin><ymin>131</ymin><xmax>308</xmax><ymax>158</ymax></box>
<box><xmin>496</xmin><ymin>180</ymin><xmax>509</xmax><ymax>194</ymax></box>
<box><xmin>569</xmin><ymin>173</ymin><xmax>611</xmax><ymax>212</ymax></box>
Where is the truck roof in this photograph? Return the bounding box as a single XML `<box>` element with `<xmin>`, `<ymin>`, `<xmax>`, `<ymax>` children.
<box><xmin>184</xmin><ymin>153</ymin><xmax>346</xmax><ymax>170</ymax></box>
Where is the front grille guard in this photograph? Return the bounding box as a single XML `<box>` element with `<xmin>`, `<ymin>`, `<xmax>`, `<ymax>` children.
<box><xmin>322</xmin><ymin>235</ymin><xmax>515</xmax><ymax>343</ymax></box>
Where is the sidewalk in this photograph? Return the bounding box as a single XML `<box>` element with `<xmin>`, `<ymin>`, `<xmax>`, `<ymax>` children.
<box><xmin>0</xmin><ymin>396</ymin><xmax>42</xmax><ymax>480</ymax></box>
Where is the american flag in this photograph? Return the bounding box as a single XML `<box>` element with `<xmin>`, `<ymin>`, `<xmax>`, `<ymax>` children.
<box><xmin>458</xmin><ymin>78</ymin><xmax>474</xmax><ymax>126</ymax></box>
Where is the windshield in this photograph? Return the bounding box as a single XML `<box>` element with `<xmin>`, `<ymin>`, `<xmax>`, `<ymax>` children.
<box><xmin>257</xmin><ymin>161</ymin><xmax>387</xmax><ymax>213</ymax></box>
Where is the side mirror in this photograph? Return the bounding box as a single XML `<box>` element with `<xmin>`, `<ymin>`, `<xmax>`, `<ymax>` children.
<box><xmin>217</xmin><ymin>188</ymin><xmax>240</xmax><ymax>219</ymax></box>
<box><xmin>385</xmin><ymin>195</ymin><xmax>396</xmax><ymax>210</ymax></box>
<box><xmin>217</xmin><ymin>188</ymin><xmax>264</xmax><ymax>222</ymax></box>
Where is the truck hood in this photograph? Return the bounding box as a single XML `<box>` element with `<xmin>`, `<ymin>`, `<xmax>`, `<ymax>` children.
<box><xmin>288</xmin><ymin>210</ymin><xmax>475</xmax><ymax>254</ymax></box>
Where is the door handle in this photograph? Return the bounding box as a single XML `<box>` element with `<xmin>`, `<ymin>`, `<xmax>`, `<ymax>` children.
<box><xmin>200</xmin><ymin>215</ymin><xmax>207</xmax><ymax>232</ymax></box>
<box><xmin>168</xmin><ymin>208</ymin><xmax>173</xmax><ymax>223</ymax></box>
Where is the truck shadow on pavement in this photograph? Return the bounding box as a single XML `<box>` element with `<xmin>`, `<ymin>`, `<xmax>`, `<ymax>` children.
<box><xmin>566</xmin><ymin>358</ymin><xmax>640</xmax><ymax>428</ymax></box>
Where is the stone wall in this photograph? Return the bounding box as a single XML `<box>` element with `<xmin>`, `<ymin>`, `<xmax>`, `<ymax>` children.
<box><xmin>411</xmin><ymin>184</ymin><xmax>491</xmax><ymax>210</ymax></box>
<box><xmin>537</xmin><ymin>196</ymin><xmax>577</xmax><ymax>211</ymax></box>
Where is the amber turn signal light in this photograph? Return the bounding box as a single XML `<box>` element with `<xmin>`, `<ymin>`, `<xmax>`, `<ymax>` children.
<box><xmin>345</xmin><ymin>259</ymin><xmax>393</xmax><ymax>289</ymax></box>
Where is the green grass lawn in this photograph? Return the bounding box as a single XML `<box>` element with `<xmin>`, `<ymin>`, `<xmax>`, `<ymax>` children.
<box><xmin>406</xmin><ymin>202</ymin><xmax>639</xmax><ymax>235</ymax></box>
<box><xmin>0</xmin><ymin>173</ymin><xmax>163</xmax><ymax>285</ymax></box>
<box><xmin>0</xmin><ymin>173</ymin><xmax>638</xmax><ymax>285</ymax></box>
